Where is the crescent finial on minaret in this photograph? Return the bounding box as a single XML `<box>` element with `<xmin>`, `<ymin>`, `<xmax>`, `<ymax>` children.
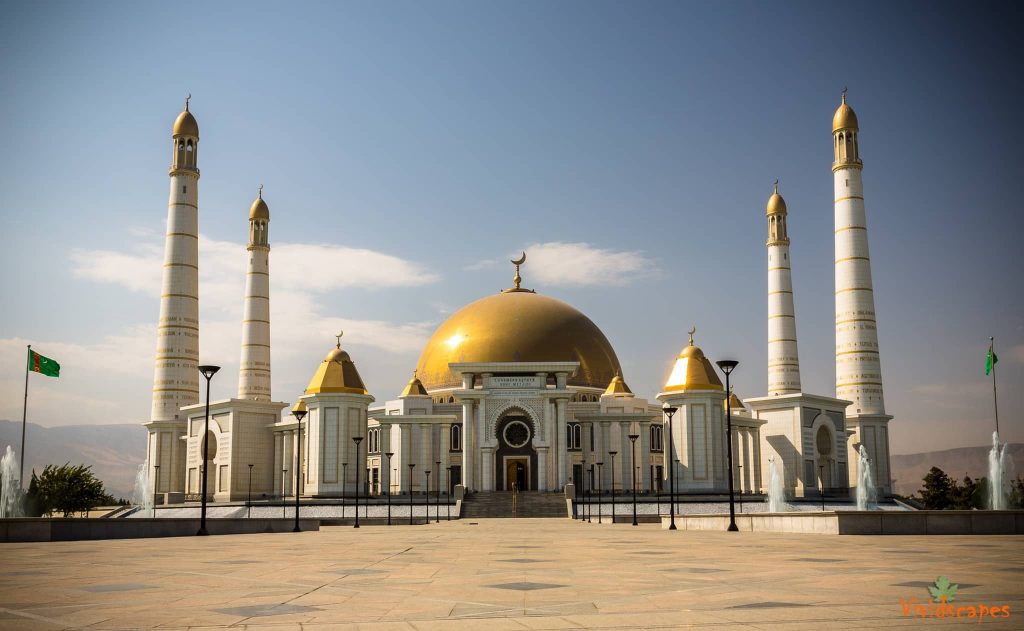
<box><xmin>335</xmin><ymin>331</ymin><xmax>344</xmax><ymax>348</ymax></box>
<box><xmin>185</xmin><ymin>93</ymin><xmax>191</xmax><ymax>110</ymax></box>
<box><xmin>688</xmin><ymin>326</ymin><xmax>696</xmax><ymax>346</ymax></box>
<box><xmin>841</xmin><ymin>86</ymin><xmax>847</xmax><ymax>103</ymax></box>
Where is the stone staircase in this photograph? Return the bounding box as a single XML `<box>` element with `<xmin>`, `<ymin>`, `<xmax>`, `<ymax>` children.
<box><xmin>461</xmin><ymin>491</ymin><xmax>569</xmax><ymax>518</ymax></box>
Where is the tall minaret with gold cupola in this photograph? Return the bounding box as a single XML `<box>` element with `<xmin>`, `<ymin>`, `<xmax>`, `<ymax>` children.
<box><xmin>144</xmin><ymin>97</ymin><xmax>201</xmax><ymax>498</ymax></box>
<box><xmin>766</xmin><ymin>182</ymin><xmax>801</xmax><ymax>396</ymax></box>
<box><xmin>832</xmin><ymin>90</ymin><xmax>892</xmax><ymax>494</ymax></box>
<box><xmin>238</xmin><ymin>187</ymin><xmax>273</xmax><ymax>400</ymax></box>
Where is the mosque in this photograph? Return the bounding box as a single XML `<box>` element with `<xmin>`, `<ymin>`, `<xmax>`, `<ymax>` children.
<box><xmin>143</xmin><ymin>93</ymin><xmax>892</xmax><ymax>507</ymax></box>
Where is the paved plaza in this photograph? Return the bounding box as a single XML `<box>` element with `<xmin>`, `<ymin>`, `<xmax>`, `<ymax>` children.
<box><xmin>0</xmin><ymin>519</ymin><xmax>1022</xmax><ymax>630</ymax></box>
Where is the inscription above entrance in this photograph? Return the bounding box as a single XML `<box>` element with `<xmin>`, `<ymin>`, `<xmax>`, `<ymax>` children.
<box><xmin>486</xmin><ymin>376</ymin><xmax>542</xmax><ymax>389</ymax></box>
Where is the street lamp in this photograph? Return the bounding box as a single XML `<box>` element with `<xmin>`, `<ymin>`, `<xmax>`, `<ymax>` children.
<box><xmin>715</xmin><ymin>359</ymin><xmax>740</xmax><ymax>532</ymax></box>
<box><xmin>152</xmin><ymin>464</ymin><xmax>159</xmax><ymax>518</ymax></box>
<box><xmin>628</xmin><ymin>435</ymin><xmax>639</xmax><ymax>526</ymax></box>
<box><xmin>596</xmin><ymin>462</ymin><xmax>603</xmax><ymax>524</ymax></box>
<box><xmin>819</xmin><ymin>464</ymin><xmax>826</xmax><ymax>512</ymax></box>
<box><xmin>580</xmin><ymin>454</ymin><xmax>587</xmax><ymax>522</ymax></box>
<box><xmin>737</xmin><ymin>464</ymin><xmax>743</xmax><ymax>513</ymax></box>
<box><xmin>291</xmin><ymin>400</ymin><xmax>307</xmax><ymax>533</ymax></box>
<box><xmin>196</xmin><ymin>364</ymin><xmax>220</xmax><ymax>536</ymax></box>
<box><xmin>383</xmin><ymin>452</ymin><xmax>394</xmax><ymax>525</ymax></box>
<box><xmin>247</xmin><ymin>464</ymin><xmax>254</xmax><ymax>518</ymax></box>
<box><xmin>408</xmin><ymin>463</ymin><xmax>416</xmax><ymax>525</ymax></box>
<box><xmin>664</xmin><ymin>406</ymin><xmax>678</xmax><ymax>530</ymax></box>
<box><xmin>435</xmin><ymin>460</ymin><xmax>441</xmax><ymax>524</ymax></box>
<box><xmin>341</xmin><ymin>463</ymin><xmax>348</xmax><ymax>520</ymax></box>
<box><xmin>424</xmin><ymin>470</ymin><xmax>431</xmax><ymax>523</ymax></box>
<box><xmin>608</xmin><ymin>451</ymin><xmax>617</xmax><ymax>523</ymax></box>
<box><xmin>446</xmin><ymin>465</ymin><xmax>452</xmax><ymax>521</ymax></box>
<box><xmin>352</xmin><ymin>436</ymin><xmax>364</xmax><ymax>528</ymax></box>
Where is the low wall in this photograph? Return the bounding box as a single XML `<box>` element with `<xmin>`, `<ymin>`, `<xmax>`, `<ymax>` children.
<box><xmin>0</xmin><ymin>518</ymin><xmax>321</xmax><ymax>543</ymax></box>
<box><xmin>661</xmin><ymin>511</ymin><xmax>1024</xmax><ymax>535</ymax></box>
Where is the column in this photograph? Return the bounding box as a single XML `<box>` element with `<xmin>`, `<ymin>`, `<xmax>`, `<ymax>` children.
<box><xmin>400</xmin><ymin>424</ymin><xmax>412</xmax><ymax>493</ymax></box>
<box><xmin>620</xmin><ymin>423</ymin><xmax>634</xmax><ymax>494</ymax></box>
<box><xmin>461</xmin><ymin>399</ymin><xmax>474</xmax><ymax>490</ymax></box>
<box><xmin>379</xmin><ymin>423</ymin><xmax>391</xmax><ymax>495</ymax></box>
<box><xmin>441</xmin><ymin>423</ymin><xmax>452</xmax><ymax>495</ymax></box>
<box><xmin>536</xmin><ymin>446</ymin><xmax>548</xmax><ymax>491</ymax></box>
<box><xmin>600</xmin><ymin>422</ymin><xmax>611</xmax><ymax>491</ymax></box>
<box><xmin>419</xmin><ymin>423</ymin><xmax>431</xmax><ymax>494</ymax></box>
<box><xmin>640</xmin><ymin>421</ymin><xmax>651</xmax><ymax>492</ymax></box>
<box><xmin>611</xmin><ymin>421</ymin><xmax>621</xmax><ymax>493</ymax></box>
<box><xmin>556</xmin><ymin>398</ymin><xmax>568</xmax><ymax>489</ymax></box>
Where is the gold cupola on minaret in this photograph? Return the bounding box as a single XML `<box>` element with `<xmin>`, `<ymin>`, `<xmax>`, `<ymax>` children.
<box><xmin>832</xmin><ymin>89</ymin><xmax>861</xmax><ymax>169</ymax></box>
<box><xmin>766</xmin><ymin>180</ymin><xmax>789</xmax><ymax>246</ymax></box>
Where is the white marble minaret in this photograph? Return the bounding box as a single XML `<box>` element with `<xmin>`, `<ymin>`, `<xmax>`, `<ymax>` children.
<box><xmin>144</xmin><ymin>98</ymin><xmax>201</xmax><ymax>498</ymax></box>
<box><xmin>765</xmin><ymin>182</ymin><xmax>801</xmax><ymax>395</ymax></box>
<box><xmin>833</xmin><ymin>91</ymin><xmax>892</xmax><ymax>494</ymax></box>
<box><xmin>238</xmin><ymin>188</ymin><xmax>272</xmax><ymax>400</ymax></box>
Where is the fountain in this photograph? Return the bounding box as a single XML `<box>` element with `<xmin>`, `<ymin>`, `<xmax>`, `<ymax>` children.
<box><xmin>1</xmin><ymin>446</ymin><xmax>22</xmax><ymax>518</ymax></box>
<box><xmin>767</xmin><ymin>456</ymin><xmax>789</xmax><ymax>512</ymax></box>
<box><xmin>988</xmin><ymin>431</ymin><xmax>1013</xmax><ymax>510</ymax></box>
<box><xmin>131</xmin><ymin>458</ymin><xmax>155</xmax><ymax>518</ymax></box>
<box><xmin>856</xmin><ymin>445</ymin><xmax>876</xmax><ymax>510</ymax></box>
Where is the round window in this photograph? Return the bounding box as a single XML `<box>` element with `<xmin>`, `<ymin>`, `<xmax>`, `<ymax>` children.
<box><xmin>503</xmin><ymin>420</ymin><xmax>530</xmax><ymax>448</ymax></box>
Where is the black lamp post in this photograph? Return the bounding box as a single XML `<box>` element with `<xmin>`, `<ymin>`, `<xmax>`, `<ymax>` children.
<box><xmin>628</xmin><ymin>434</ymin><xmax>639</xmax><ymax>526</ymax></box>
<box><xmin>424</xmin><ymin>470</ymin><xmax>431</xmax><ymax>523</ymax></box>
<box><xmin>352</xmin><ymin>436</ymin><xmax>364</xmax><ymax>528</ymax></box>
<box><xmin>446</xmin><ymin>466</ymin><xmax>452</xmax><ymax>521</ymax></box>
<box><xmin>819</xmin><ymin>464</ymin><xmax>826</xmax><ymax>512</ymax></box>
<box><xmin>608</xmin><ymin>451</ymin><xmax>617</xmax><ymax>523</ymax></box>
<box><xmin>664</xmin><ymin>406</ymin><xmax>678</xmax><ymax>530</ymax></box>
<box><xmin>247</xmin><ymin>463</ymin><xmax>254</xmax><ymax>518</ymax></box>
<box><xmin>281</xmin><ymin>467</ymin><xmax>286</xmax><ymax>518</ymax></box>
<box><xmin>196</xmin><ymin>364</ymin><xmax>220</xmax><ymax>536</ymax></box>
<box><xmin>291</xmin><ymin>401</ymin><xmax>307</xmax><ymax>533</ymax></box>
<box><xmin>408</xmin><ymin>463</ymin><xmax>416</xmax><ymax>525</ymax></box>
<box><xmin>435</xmin><ymin>460</ymin><xmax>441</xmax><ymax>524</ymax></box>
<box><xmin>580</xmin><ymin>454</ymin><xmax>587</xmax><ymax>522</ymax></box>
<box><xmin>737</xmin><ymin>464</ymin><xmax>743</xmax><ymax>513</ymax></box>
<box><xmin>384</xmin><ymin>452</ymin><xmax>394</xmax><ymax>525</ymax></box>
<box><xmin>341</xmin><ymin>463</ymin><xmax>348</xmax><ymax>519</ymax></box>
<box><xmin>716</xmin><ymin>359</ymin><xmax>740</xmax><ymax>532</ymax></box>
<box><xmin>596</xmin><ymin>462</ymin><xmax>603</xmax><ymax>524</ymax></box>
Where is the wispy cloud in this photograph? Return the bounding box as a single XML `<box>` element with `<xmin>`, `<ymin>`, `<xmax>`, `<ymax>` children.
<box><xmin>0</xmin><ymin>237</ymin><xmax>442</xmax><ymax>427</ymax></box>
<box><xmin>522</xmin><ymin>242</ymin><xmax>658</xmax><ymax>287</ymax></box>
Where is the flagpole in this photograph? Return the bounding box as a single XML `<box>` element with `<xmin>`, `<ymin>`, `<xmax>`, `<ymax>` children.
<box><xmin>20</xmin><ymin>344</ymin><xmax>30</xmax><ymax>487</ymax></box>
<box><xmin>990</xmin><ymin>337</ymin><xmax>999</xmax><ymax>435</ymax></box>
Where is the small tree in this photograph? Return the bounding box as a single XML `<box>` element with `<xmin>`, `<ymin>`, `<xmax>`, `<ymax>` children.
<box><xmin>1009</xmin><ymin>476</ymin><xmax>1024</xmax><ymax>509</ymax></box>
<box><xmin>917</xmin><ymin>467</ymin><xmax>954</xmax><ymax>510</ymax></box>
<box><xmin>33</xmin><ymin>463</ymin><xmax>109</xmax><ymax>517</ymax></box>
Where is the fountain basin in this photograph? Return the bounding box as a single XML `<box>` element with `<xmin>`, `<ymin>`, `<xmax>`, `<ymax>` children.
<box><xmin>661</xmin><ymin>510</ymin><xmax>1024</xmax><ymax>535</ymax></box>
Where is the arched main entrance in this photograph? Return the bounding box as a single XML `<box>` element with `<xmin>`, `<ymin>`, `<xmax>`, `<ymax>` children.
<box><xmin>495</xmin><ymin>412</ymin><xmax>537</xmax><ymax>490</ymax></box>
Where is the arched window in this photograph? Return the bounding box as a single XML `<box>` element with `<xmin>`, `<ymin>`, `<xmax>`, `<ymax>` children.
<box><xmin>650</xmin><ymin>424</ymin><xmax>663</xmax><ymax>452</ymax></box>
<box><xmin>450</xmin><ymin>424</ymin><xmax>461</xmax><ymax>451</ymax></box>
<box><xmin>566</xmin><ymin>423</ymin><xmax>582</xmax><ymax>450</ymax></box>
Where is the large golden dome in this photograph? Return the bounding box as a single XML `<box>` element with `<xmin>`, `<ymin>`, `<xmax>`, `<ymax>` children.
<box><xmin>415</xmin><ymin>290</ymin><xmax>622</xmax><ymax>391</ymax></box>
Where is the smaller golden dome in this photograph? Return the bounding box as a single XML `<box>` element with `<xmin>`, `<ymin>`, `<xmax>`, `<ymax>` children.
<box><xmin>399</xmin><ymin>370</ymin><xmax>429</xmax><ymax>398</ymax></box>
<box><xmin>832</xmin><ymin>91</ymin><xmax>858</xmax><ymax>132</ymax></box>
<box><xmin>726</xmin><ymin>391</ymin><xmax>745</xmax><ymax>410</ymax></box>
<box><xmin>766</xmin><ymin>181</ymin><xmax>786</xmax><ymax>215</ymax></box>
<box><xmin>249</xmin><ymin>188</ymin><xmax>270</xmax><ymax>221</ymax></box>
<box><xmin>306</xmin><ymin>336</ymin><xmax>368</xmax><ymax>395</ymax></box>
<box><xmin>664</xmin><ymin>333</ymin><xmax>723</xmax><ymax>393</ymax></box>
<box><xmin>173</xmin><ymin>99</ymin><xmax>199</xmax><ymax>138</ymax></box>
<box><xmin>604</xmin><ymin>372</ymin><xmax>633</xmax><ymax>396</ymax></box>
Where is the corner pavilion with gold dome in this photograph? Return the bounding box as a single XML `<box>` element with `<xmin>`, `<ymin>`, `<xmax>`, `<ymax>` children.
<box><xmin>144</xmin><ymin>92</ymin><xmax>894</xmax><ymax>509</ymax></box>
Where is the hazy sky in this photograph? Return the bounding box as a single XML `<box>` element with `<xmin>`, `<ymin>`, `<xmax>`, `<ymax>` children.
<box><xmin>1</xmin><ymin>1</ymin><xmax>1021</xmax><ymax>454</ymax></box>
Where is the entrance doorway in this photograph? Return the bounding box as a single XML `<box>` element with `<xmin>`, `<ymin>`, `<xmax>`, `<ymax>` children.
<box><xmin>505</xmin><ymin>458</ymin><xmax>528</xmax><ymax>491</ymax></box>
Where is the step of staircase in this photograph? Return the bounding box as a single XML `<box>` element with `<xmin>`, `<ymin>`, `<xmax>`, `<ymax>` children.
<box><xmin>461</xmin><ymin>491</ymin><xmax>568</xmax><ymax>518</ymax></box>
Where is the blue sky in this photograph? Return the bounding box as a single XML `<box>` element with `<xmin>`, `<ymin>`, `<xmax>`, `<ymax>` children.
<box><xmin>1</xmin><ymin>1</ymin><xmax>1021</xmax><ymax>453</ymax></box>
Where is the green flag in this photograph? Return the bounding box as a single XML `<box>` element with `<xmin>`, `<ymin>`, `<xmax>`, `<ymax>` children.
<box><xmin>28</xmin><ymin>349</ymin><xmax>60</xmax><ymax>378</ymax></box>
<box><xmin>985</xmin><ymin>341</ymin><xmax>998</xmax><ymax>376</ymax></box>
